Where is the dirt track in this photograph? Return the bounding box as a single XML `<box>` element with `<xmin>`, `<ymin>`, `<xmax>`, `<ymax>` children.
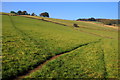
<box><xmin>14</xmin><ymin>40</ymin><xmax>101</xmax><ymax>80</ymax></box>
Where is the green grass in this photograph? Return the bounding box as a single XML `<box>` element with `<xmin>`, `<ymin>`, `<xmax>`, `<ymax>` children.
<box><xmin>2</xmin><ymin>14</ymin><xmax>118</xmax><ymax>79</ymax></box>
<box><xmin>24</xmin><ymin>15</ymin><xmax>117</xmax><ymax>31</ymax></box>
<box><xmin>23</xmin><ymin>15</ymin><xmax>118</xmax><ymax>39</ymax></box>
<box><xmin>26</xmin><ymin>39</ymin><xmax>118</xmax><ymax>79</ymax></box>
<box><xmin>2</xmin><ymin>15</ymin><xmax>101</xmax><ymax>79</ymax></box>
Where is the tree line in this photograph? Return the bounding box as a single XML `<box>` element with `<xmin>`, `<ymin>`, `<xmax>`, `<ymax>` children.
<box><xmin>10</xmin><ymin>10</ymin><xmax>49</xmax><ymax>17</ymax></box>
<box><xmin>77</xmin><ymin>17</ymin><xmax>118</xmax><ymax>26</ymax></box>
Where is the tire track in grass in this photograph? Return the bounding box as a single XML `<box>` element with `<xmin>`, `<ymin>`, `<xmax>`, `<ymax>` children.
<box><xmin>8</xmin><ymin>15</ymin><xmax>40</xmax><ymax>45</ymax></box>
<box><xmin>8</xmin><ymin>15</ymin><xmax>45</xmax><ymax>50</ymax></box>
<box><xmin>101</xmin><ymin>49</ymin><xmax>108</xmax><ymax>79</ymax></box>
<box><xmin>74</xmin><ymin>28</ymin><xmax>115</xmax><ymax>39</ymax></box>
<box><xmin>13</xmin><ymin>39</ymin><xmax>102</xmax><ymax>80</ymax></box>
<box><xmin>99</xmin><ymin>41</ymin><xmax>107</xmax><ymax>79</ymax></box>
<box><xmin>8</xmin><ymin>15</ymin><xmax>50</xmax><ymax>80</ymax></box>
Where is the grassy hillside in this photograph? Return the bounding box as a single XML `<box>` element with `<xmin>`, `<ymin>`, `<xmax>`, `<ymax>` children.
<box><xmin>20</xmin><ymin>15</ymin><xmax>118</xmax><ymax>39</ymax></box>
<box><xmin>2</xmin><ymin>14</ymin><xmax>118</xmax><ymax>79</ymax></box>
<box><xmin>27</xmin><ymin>39</ymin><xmax>118</xmax><ymax>78</ymax></box>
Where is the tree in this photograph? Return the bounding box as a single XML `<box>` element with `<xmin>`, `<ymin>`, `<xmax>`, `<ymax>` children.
<box><xmin>73</xmin><ymin>23</ymin><xmax>79</xmax><ymax>27</ymax></box>
<box><xmin>31</xmin><ymin>13</ymin><xmax>36</xmax><ymax>16</ymax></box>
<box><xmin>10</xmin><ymin>11</ymin><xmax>16</xmax><ymax>14</ymax></box>
<box><xmin>17</xmin><ymin>10</ymin><xmax>22</xmax><ymax>15</ymax></box>
<box><xmin>88</xmin><ymin>17</ymin><xmax>96</xmax><ymax>21</ymax></box>
<box><xmin>22</xmin><ymin>11</ymin><xmax>28</xmax><ymax>15</ymax></box>
<box><xmin>40</xmin><ymin>12</ymin><xmax>49</xmax><ymax>17</ymax></box>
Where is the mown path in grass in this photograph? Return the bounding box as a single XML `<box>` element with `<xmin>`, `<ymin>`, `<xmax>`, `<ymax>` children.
<box><xmin>74</xmin><ymin>28</ymin><xmax>114</xmax><ymax>39</ymax></box>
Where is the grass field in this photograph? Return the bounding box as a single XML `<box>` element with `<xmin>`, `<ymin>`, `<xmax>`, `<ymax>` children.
<box><xmin>20</xmin><ymin>15</ymin><xmax>118</xmax><ymax>39</ymax></box>
<box><xmin>27</xmin><ymin>39</ymin><xmax>118</xmax><ymax>78</ymax></box>
<box><xmin>2</xmin><ymin>14</ymin><xmax>118</xmax><ymax>79</ymax></box>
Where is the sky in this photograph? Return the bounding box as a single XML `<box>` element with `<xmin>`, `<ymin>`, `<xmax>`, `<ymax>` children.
<box><xmin>1</xmin><ymin>0</ymin><xmax>120</xmax><ymax>2</ymax></box>
<box><xmin>2</xmin><ymin>2</ymin><xmax>118</xmax><ymax>20</ymax></box>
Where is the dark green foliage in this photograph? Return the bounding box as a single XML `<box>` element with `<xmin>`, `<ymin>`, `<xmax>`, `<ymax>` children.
<box><xmin>40</xmin><ymin>12</ymin><xmax>49</xmax><ymax>17</ymax></box>
<box><xmin>77</xmin><ymin>17</ymin><xmax>96</xmax><ymax>21</ymax></box>
<box><xmin>73</xmin><ymin>23</ymin><xmax>79</xmax><ymax>27</ymax></box>
<box><xmin>17</xmin><ymin>10</ymin><xmax>22</xmax><ymax>15</ymax></box>
<box><xmin>31</xmin><ymin>13</ymin><xmax>36</xmax><ymax>16</ymax></box>
<box><xmin>22</xmin><ymin>11</ymin><xmax>28</xmax><ymax>15</ymax></box>
<box><xmin>10</xmin><ymin>10</ymin><xmax>28</xmax><ymax>15</ymax></box>
<box><xmin>10</xmin><ymin>11</ymin><xmax>16</xmax><ymax>14</ymax></box>
<box><xmin>88</xmin><ymin>17</ymin><xmax>96</xmax><ymax>21</ymax></box>
<box><xmin>77</xmin><ymin>18</ymin><xmax>118</xmax><ymax>26</ymax></box>
<box><xmin>12</xmin><ymin>10</ymin><xmax>29</xmax><ymax>15</ymax></box>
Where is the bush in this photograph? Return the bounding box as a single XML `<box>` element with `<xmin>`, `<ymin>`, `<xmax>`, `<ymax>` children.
<box><xmin>73</xmin><ymin>24</ymin><xmax>79</xmax><ymax>27</ymax></box>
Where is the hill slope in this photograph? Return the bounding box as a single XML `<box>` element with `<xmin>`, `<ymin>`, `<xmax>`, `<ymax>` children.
<box><xmin>2</xmin><ymin>14</ymin><xmax>118</xmax><ymax>79</ymax></box>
